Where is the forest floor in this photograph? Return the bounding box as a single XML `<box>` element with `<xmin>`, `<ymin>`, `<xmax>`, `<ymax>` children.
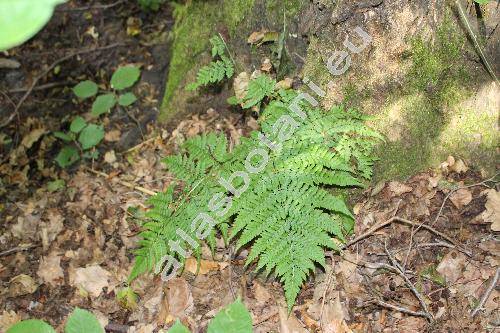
<box><xmin>0</xmin><ymin>1</ymin><xmax>499</xmax><ymax>333</ymax></box>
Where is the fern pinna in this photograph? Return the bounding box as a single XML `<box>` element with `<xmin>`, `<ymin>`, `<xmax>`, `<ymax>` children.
<box><xmin>130</xmin><ymin>90</ymin><xmax>382</xmax><ymax>309</ymax></box>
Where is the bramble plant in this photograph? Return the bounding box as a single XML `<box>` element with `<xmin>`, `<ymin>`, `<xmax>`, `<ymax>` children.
<box><xmin>186</xmin><ymin>35</ymin><xmax>235</xmax><ymax>91</ymax></box>
<box><xmin>7</xmin><ymin>307</ymin><xmax>103</xmax><ymax>333</ymax></box>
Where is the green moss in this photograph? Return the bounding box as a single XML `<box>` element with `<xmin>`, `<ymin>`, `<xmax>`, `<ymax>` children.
<box><xmin>266</xmin><ymin>0</ymin><xmax>304</xmax><ymax>18</ymax></box>
<box><xmin>371</xmin><ymin>17</ymin><xmax>497</xmax><ymax>180</ymax></box>
<box><xmin>223</xmin><ymin>0</ymin><xmax>256</xmax><ymax>35</ymax></box>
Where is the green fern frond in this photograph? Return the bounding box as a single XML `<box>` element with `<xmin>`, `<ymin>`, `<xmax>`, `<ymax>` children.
<box><xmin>242</xmin><ymin>75</ymin><xmax>276</xmax><ymax>109</ymax></box>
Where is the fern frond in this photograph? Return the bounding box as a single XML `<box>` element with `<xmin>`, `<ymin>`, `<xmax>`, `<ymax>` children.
<box><xmin>242</xmin><ymin>75</ymin><xmax>276</xmax><ymax>109</ymax></box>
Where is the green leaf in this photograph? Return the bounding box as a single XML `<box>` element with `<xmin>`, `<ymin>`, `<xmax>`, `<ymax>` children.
<box><xmin>474</xmin><ymin>0</ymin><xmax>489</xmax><ymax>4</ymax></box>
<box><xmin>167</xmin><ymin>320</ymin><xmax>191</xmax><ymax>333</ymax></box>
<box><xmin>55</xmin><ymin>146</ymin><xmax>79</xmax><ymax>168</ymax></box>
<box><xmin>226</xmin><ymin>96</ymin><xmax>240</xmax><ymax>105</ymax></box>
<box><xmin>47</xmin><ymin>179</ymin><xmax>65</xmax><ymax>192</ymax></box>
<box><xmin>7</xmin><ymin>319</ymin><xmax>56</xmax><ymax>333</ymax></box>
<box><xmin>0</xmin><ymin>0</ymin><xmax>67</xmax><ymax>51</ymax></box>
<box><xmin>110</xmin><ymin>66</ymin><xmax>141</xmax><ymax>90</ymax></box>
<box><xmin>53</xmin><ymin>131</ymin><xmax>72</xmax><ymax>142</ymax></box>
<box><xmin>70</xmin><ymin>116</ymin><xmax>87</xmax><ymax>133</ymax></box>
<box><xmin>78</xmin><ymin>124</ymin><xmax>104</xmax><ymax>150</ymax></box>
<box><xmin>73</xmin><ymin>81</ymin><xmax>98</xmax><ymax>99</ymax></box>
<box><xmin>207</xmin><ymin>299</ymin><xmax>252</xmax><ymax>333</ymax></box>
<box><xmin>82</xmin><ymin>150</ymin><xmax>99</xmax><ymax>159</ymax></box>
<box><xmin>91</xmin><ymin>94</ymin><xmax>116</xmax><ymax>117</ymax></box>
<box><xmin>64</xmin><ymin>308</ymin><xmax>104</xmax><ymax>333</ymax></box>
<box><xmin>118</xmin><ymin>92</ymin><xmax>138</xmax><ymax>106</ymax></box>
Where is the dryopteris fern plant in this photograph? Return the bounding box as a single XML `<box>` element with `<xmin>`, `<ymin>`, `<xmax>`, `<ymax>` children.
<box><xmin>186</xmin><ymin>35</ymin><xmax>235</xmax><ymax>91</ymax></box>
<box><xmin>130</xmin><ymin>89</ymin><xmax>382</xmax><ymax>309</ymax></box>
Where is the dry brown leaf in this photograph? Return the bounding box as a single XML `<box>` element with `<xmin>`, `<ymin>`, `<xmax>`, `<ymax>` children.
<box><xmin>321</xmin><ymin>292</ymin><xmax>353</xmax><ymax>333</ymax></box>
<box><xmin>449</xmin><ymin>188</ymin><xmax>472</xmax><ymax>209</ymax></box>
<box><xmin>40</xmin><ymin>208</ymin><xmax>64</xmax><ymax>250</ymax></box>
<box><xmin>165</xmin><ymin>278</ymin><xmax>193</xmax><ymax>318</ymax></box>
<box><xmin>247</xmin><ymin>30</ymin><xmax>266</xmax><ymax>44</ymax></box>
<box><xmin>9</xmin><ymin>274</ymin><xmax>38</xmax><ymax>296</ymax></box>
<box><xmin>21</xmin><ymin>128</ymin><xmax>46</xmax><ymax>148</ymax></box>
<box><xmin>234</xmin><ymin>72</ymin><xmax>250</xmax><ymax>101</ymax></box>
<box><xmin>279</xmin><ymin>305</ymin><xmax>308</xmax><ymax>333</ymax></box>
<box><xmin>0</xmin><ymin>310</ymin><xmax>21</xmax><ymax>332</ymax></box>
<box><xmin>261</xmin><ymin>58</ymin><xmax>272</xmax><ymax>72</ymax></box>
<box><xmin>105</xmin><ymin>129</ymin><xmax>121</xmax><ymax>142</ymax></box>
<box><xmin>436</xmin><ymin>251</ymin><xmax>467</xmax><ymax>284</ymax></box>
<box><xmin>480</xmin><ymin>189</ymin><xmax>500</xmax><ymax>231</ymax></box>
<box><xmin>451</xmin><ymin>159</ymin><xmax>468</xmax><ymax>174</ymax></box>
<box><xmin>388</xmin><ymin>181</ymin><xmax>412</xmax><ymax>196</ymax></box>
<box><xmin>253</xmin><ymin>281</ymin><xmax>271</xmax><ymax>304</ymax></box>
<box><xmin>71</xmin><ymin>265</ymin><xmax>110</xmax><ymax>297</ymax></box>
<box><xmin>104</xmin><ymin>150</ymin><xmax>117</xmax><ymax>164</ymax></box>
<box><xmin>184</xmin><ymin>258</ymin><xmax>222</xmax><ymax>275</ymax></box>
<box><xmin>37</xmin><ymin>253</ymin><xmax>64</xmax><ymax>287</ymax></box>
<box><xmin>275</xmin><ymin>78</ymin><xmax>293</xmax><ymax>90</ymax></box>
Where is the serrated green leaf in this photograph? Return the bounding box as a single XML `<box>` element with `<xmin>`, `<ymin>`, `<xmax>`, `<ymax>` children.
<box><xmin>55</xmin><ymin>146</ymin><xmax>79</xmax><ymax>168</ymax></box>
<box><xmin>64</xmin><ymin>308</ymin><xmax>103</xmax><ymax>333</ymax></box>
<box><xmin>0</xmin><ymin>0</ymin><xmax>67</xmax><ymax>51</ymax></box>
<box><xmin>226</xmin><ymin>96</ymin><xmax>240</xmax><ymax>105</ymax></box>
<box><xmin>91</xmin><ymin>94</ymin><xmax>116</xmax><ymax>117</ymax></box>
<box><xmin>118</xmin><ymin>92</ymin><xmax>137</xmax><ymax>106</ymax></box>
<box><xmin>78</xmin><ymin>124</ymin><xmax>104</xmax><ymax>150</ymax></box>
<box><xmin>207</xmin><ymin>299</ymin><xmax>252</xmax><ymax>333</ymax></box>
<box><xmin>167</xmin><ymin>320</ymin><xmax>191</xmax><ymax>333</ymax></box>
<box><xmin>242</xmin><ymin>75</ymin><xmax>276</xmax><ymax>109</ymax></box>
<box><xmin>7</xmin><ymin>319</ymin><xmax>55</xmax><ymax>333</ymax></box>
<box><xmin>47</xmin><ymin>179</ymin><xmax>65</xmax><ymax>192</ymax></box>
<box><xmin>53</xmin><ymin>131</ymin><xmax>72</xmax><ymax>142</ymax></box>
<box><xmin>73</xmin><ymin>80</ymin><xmax>98</xmax><ymax>99</ymax></box>
<box><xmin>110</xmin><ymin>66</ymin><xmax>141</xmax><ymax>90</ymax></box>
<box><xmin>70</xmin><ymin>116</ymin><xmax>87</xmax><ymax>133</ymax></box>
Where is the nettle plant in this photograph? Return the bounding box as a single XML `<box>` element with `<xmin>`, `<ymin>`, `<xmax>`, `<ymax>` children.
<box><xmin>53</xmin><ymin>65</ymin><xmax>141</xmax><ymax>167</ymax></box>
<box><xmin>7</xmin><ymin>308</ymin><xmax>103</xmax><ymax>333</ymax></box>
<box><xmin>130</xmin><ymin>36</ymin><xmax>382</xmax><ymax>310</ymax></box>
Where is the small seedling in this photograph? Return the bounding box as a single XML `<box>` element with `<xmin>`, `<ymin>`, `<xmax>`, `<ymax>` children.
<box><xmin>73</xmin><ymin>65</ymin><xmax>141</xmax><ymax>117</ymax></box>
<box><xmin>53</xmin><ymin>116</ymin><xmax>104</xmax><ymax>167</ymax></box>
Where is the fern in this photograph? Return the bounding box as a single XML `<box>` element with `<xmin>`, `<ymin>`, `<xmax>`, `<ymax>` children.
<box><xmin>241</xmin><ymin>75</ymin><xmax>276</xmax><ymax>109</ymax></box>
<box><xmin>187</xmin><ymin>35</ymin><xmax>234</xmax><ymax>91</ymax></box>
<box><xmin>131</xmin><ymin>90</ymin><xmax>382</xmax><ymax>309</ymax></box>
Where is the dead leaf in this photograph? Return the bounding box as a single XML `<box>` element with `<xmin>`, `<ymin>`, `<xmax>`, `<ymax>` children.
<box><xmin>72</xmin><ymin>265</ymin><xmax>110</xmax><ymax>297</ymax></box>
<box><xmin>449</xmin><ymin>188</ymin><xmax>472</xmax><ymax>209</ymax></box>
<box><xmin>388</xmin><ymin>181</ymin><xmax>412</xmax><ymax>196</ymax></box>
<box><xmin>184</xmin><ymin>258</ymin><xmax>222</xmax><ymax>275</ymax></box>
<box><xmin>104</xmin><ymin>150</ymin><xmax>117</xmax><ymax>164</ymax></box>
<box><xmin>0</xmin><ymin>311</ymin><xmax>21</xmax><ymax>332</ymax></box>
<box><xmin>40</xmin><ymin>208</ymin><xmax>64</xmax><ymax>250</ymax></box>
<box><xmin>21</xmin><ymin>128</ymin><xmax>46</xmax><ymax>148</ymax></box>
<box><xmin>279</xmin><ymin>305</ymin><xmax>308</xmax><ymax>333</ymax></box>
<box><xmin>253</xmin><ymin>281</ymin><xmax>271</xmax><ymax>304</ymax></box>
<box><xmin>321</xmin><ymin>292</ymin><xmax>353</xmax><ymax>333</ymax></box>
<box><xmin>9</xmin><ymin>274</ymin><xmax>38</xmax><ymax>296</ymax></box>
<box><xmin>247</xmin><ymin>30</ymin><xmax>266</xmax><ymax>44</ymax></box>
<box><xmin>37</xmin><ymin>253</ymin><xmax>64</xmax><ymax>287</ymax></box>
<box><xmin>480</xmin><ymin>189</ymin><xmax>500</xmax><ymax>231</ymax></box>
<box><xmin>165</xmin><ymin>278</ymin><xmax>193</xmax><ymax>318</ymax></box>
<box><xmin>451</xmin><ymin>159</ymin><xmax>468</xmax><ymax>174</ymax></box>
<box><xmin>105</xmin><ymin>130</ymin><xmax>121</xmax><ymax>142</ymax></box>
<box><xmin>275</xmin><ymin>78</ymin><xmax>293</xmax><ymax>90</ymax></box>
<box><xmin>234</xmin><ymin>72</ymin><xmax>250</xmax><ymax>101</ymax></box>
<box><xmin>436</xmin><ymin>250</ymin><xmax>467</xmax><ymax>284</ymax></box>
<box><xmin>261</xmin><ymin>58</ymin><xmax>273</xmax><ymax>72</ymax></box>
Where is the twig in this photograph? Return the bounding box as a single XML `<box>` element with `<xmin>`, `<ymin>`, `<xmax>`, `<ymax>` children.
<box><xmin>0</xmin><ymin>43</ymin><xmax>124</xmax><ymax>129</ymax></box>
<box><xmin>319</xmin><ymin>262</ymin><xmax>335</xmax><ymax>332</ymax></box>
<box><xmin>384</xmin><ymin>241</ymin><xmax>434</xmax><ymax>322</ymax></box>
<box><xmin>371</xmin><ymin>299</ymin><xmax>431</xmax><ymax>319</ymax></box>
<box><xmin>123</xmin><ymin>136</ymin><xmax>159</xmax><ymax>154</ymax></box>
<box><xmin>8</xmin><ymin>81</ymin><xmax>72</xmax><ymax>93</ymax></box>
<box><xmin>105</xmin><ymin>323</ymin><xmax>129</xmax><ymax>333</ymax></box>
<box><xmin>253</xmin><ymin>309</ymin><xmax>279</xmax><ymax>327</ymax></box>
<box><xmin>0</xmin><ymin>244</ymin><xmax>36</xmax><ymax>257</ymax></box>
<box><xmin>455</xmin><ymin>0</ymin><xmax>499</xmax><ymax>85</ymax></box>
<box><xmin>471</xmin><ymin>267</ymin><xmax>500</xmax><ymax>317</ymax></box>
<box><xmin>86</xmin><ymin>167</ymin><xmax>157</xmax><ymax>196</ymax></box>
<box><xmin>344</xmin><ymin>216</ymin><xmax>470</xmax><ymax>256</ymax></box>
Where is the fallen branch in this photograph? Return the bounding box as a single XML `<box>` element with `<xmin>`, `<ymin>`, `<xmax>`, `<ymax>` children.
<box><xmin>1</xmin><ymin>43</ymin><xmax>124</xmax><ymax>129</ymax></box>
<box><xmin>471</xmin><ymin>267</ymin><xmax>500</xmax><ymax>317</ymax></box>
<box><xmin>0</xmin><ymin>244</ymin><xmax>35</xmax><ymax>257</ymax></box>
<box><xmin>86</xmin><ymin>167</ymin><xmax>157</xmax><ymax>196</ymax></box>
